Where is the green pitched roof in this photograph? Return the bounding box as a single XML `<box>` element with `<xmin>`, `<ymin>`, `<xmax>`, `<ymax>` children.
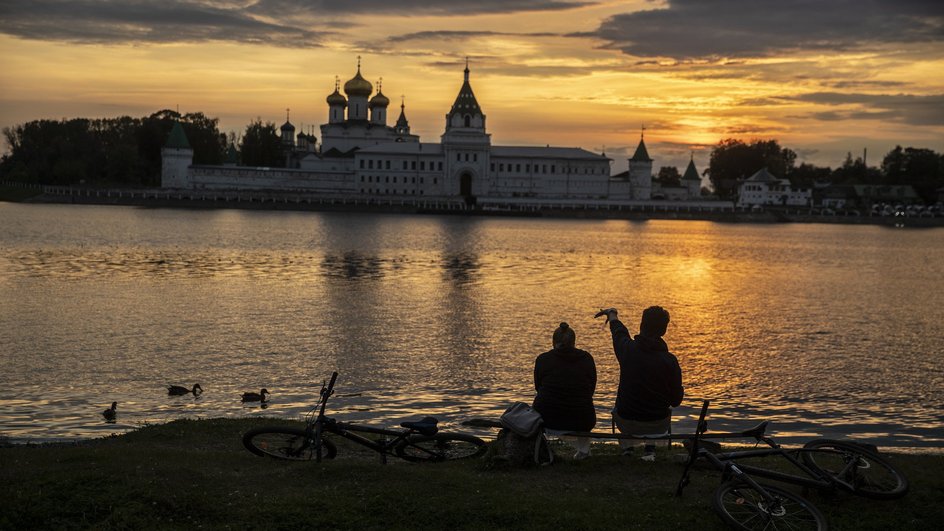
<box><xmin>225</xmin><ymin>144</ymin><xmax>239</xmax><ymax>164</ymax></box>
<box><xmin>449</xmin><ymin>66</ymin><xmax>482</xmax><ymax>117</ymax></box>
<box><xmin>683</xmin><ymin>158</ymin><xmax>700</xmax><ymax>180</ymax></box>
<box><xmin>165</xmin><ymin>121</ymin><xmax>191</xmax><ymax>149</ymax></box>
<box><xmin>630</xmin><ymin>138</ymin><xmax>652</xmax><ymax>162</ymax></box>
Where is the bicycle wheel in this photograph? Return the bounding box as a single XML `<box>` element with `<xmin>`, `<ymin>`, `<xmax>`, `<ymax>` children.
<box><xmin>713</xmin><ymin>481</ymin><xmax>827</xmax><ymax>531</ymax></box>
<box><xmin>395</xmin><ymin>433</ymin><xmax>486</xmax><ymax>462</ymax></box>
<box><xmin>800</xmin><ymin>439</ymin><xmax>908</xmax><ymax>499</ymax></box>
<box><xmin>242</xmin><ymin>426</ymin><xmax>337</xmax><ymax>461</ymax></box>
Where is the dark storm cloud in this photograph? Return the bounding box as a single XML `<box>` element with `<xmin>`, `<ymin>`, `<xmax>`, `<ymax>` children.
<box><xmin>793</xmin><ymin>92</ymin><xmax>944</xmax><ymax>126</ymax></box>
<box><xmin>592</xmin><ymin>0</ymin><xmax>944</xmax><ymax>60</ymax></box>
<box><xmin>0</xmin><ymin>0</ymin><xmax>596</xmax><ymax>45</ymax></box>
<box><xmin>0</xmin><ymin>0</ymin><xmax>328</xmax><ymax>46</ymax></box>
<box><xmin>387</xmin><ymin>30</ymin><xmax>560</xmax><ymax>43</ymax></box>
<box><xmin>249</xmin><ymin>0</ymin><xmax>595</xmax><ymax>16</ymax></box>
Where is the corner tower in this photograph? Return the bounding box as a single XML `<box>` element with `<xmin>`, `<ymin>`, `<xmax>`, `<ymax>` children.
<box><xmin>682</xmin><ymin>153</ymin><xmax>702</xmax><ymax>198</ymax></box>
<box><xmin>161</xmin><ymin>121</ymin><xmax>193</xmax><ymax>189</ymax></box>
<box><xmin>628</xmin><ymin>128</ymin><xmax>653</xmax><ymax>200</ymax></box>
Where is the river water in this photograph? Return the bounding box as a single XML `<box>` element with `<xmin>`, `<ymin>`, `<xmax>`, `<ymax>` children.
<box><xmin>1</xmin><ymin>202</ymin><xmax>942</xmax><ymax>451</ymax></box>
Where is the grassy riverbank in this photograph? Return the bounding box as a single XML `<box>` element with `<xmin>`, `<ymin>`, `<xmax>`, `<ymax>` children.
<box><xmin>2</xmin><ymin>418</ymin><xmax>942</xmax><ymax>530</ymax></box>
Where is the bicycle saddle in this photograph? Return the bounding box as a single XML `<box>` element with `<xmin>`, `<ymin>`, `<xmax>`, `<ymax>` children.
<box><xmin>401</xmin><ymin>416</ymin><xmax>439</xmax><ymax>436</ymax></box>
<box><xmin>739</xmin><ymin>420</ymin><xmax>769</xmax><ymax>439</ymax></box>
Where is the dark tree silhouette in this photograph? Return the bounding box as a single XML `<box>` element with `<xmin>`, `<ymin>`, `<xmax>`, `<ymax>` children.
<box><xmin>239</xmin><ymin>119</ymin><xmax>283</xmax><ymax>167</ymax></box>
<box><xmin>706</xmin><ymin>139</ymin><xmax>797</xmax><ymax>199</ymax></box>
<box><xmin>656</xmin><ymin>166</ymin><xmax>681</xmax><ymax>187</ymax></box>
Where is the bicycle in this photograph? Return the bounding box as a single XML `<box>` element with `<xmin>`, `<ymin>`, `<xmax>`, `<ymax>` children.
<box><xmin>675</xmin><ymin>400</ymin><xmax>909</xmax><ymax>531</ymax></box>
<box><xmin>242</xmin><ymin>372</ymin><xmax>487</xmax><ymax>464</ymax></box>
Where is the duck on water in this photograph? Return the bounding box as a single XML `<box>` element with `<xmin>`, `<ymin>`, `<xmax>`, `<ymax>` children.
<box><xmin>241</xmin><ymin>389</ymin><xmax>269</xmax><ymax>402</ymax></box>
<box><xmin>167</xmin><ymin>383</ymin><xmax>203</xmax><ymax>396</ymax></box>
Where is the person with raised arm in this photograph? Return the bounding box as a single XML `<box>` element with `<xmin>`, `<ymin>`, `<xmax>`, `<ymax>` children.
<box><xmin>596</xmin><ymin>306</ymin><xmax>683</xmax><ymax>461</ymax></box>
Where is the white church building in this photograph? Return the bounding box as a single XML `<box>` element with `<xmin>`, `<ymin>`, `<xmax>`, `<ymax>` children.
<box><xmin>162</xmin><ymin>60</ymin><xmax>702</xmax><ymax>203</ymax></box>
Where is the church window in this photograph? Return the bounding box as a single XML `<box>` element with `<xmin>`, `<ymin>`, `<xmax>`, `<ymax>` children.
<box><xmin>464</xmin><ymin>115</ymin><xmax>471</xmax><ymax>127</ymax></box>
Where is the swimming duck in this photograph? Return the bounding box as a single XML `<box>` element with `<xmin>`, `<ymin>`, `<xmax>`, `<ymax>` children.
<box><xmin>167</xmin><ymin>383</ymin><xmax>203</xmax><ymax>396</ymax></box>
<box><xmin>102</xmin><ymin>402</ymin><xmax>117</xmax><ymax>421</ymax></box>
<box><xmin>241</xmin><ymin>389</ymin><xmax>269</xmax><ymax>402</ymax></box>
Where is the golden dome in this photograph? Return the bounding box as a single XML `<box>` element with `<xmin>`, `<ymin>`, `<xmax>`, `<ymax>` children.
<box><xmin>344</xmin><ymin>67</ymin><xmax>372</xmax><ymax>98</ymax></box>
<box><xmin>327</xmin><ymin>88</ymin><xmax>346</xmax><ymax>106</ymax></box>
<box><xmin>369</xmin><ymin>86</ymin><xmax>389</xmax><ymax>108</ymax></box>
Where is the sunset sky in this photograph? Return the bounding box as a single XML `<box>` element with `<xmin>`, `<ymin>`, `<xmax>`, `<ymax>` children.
<box><xmin>1</xmin><ymin>0</ymin><xmax>942</xmax><ymax>175</ymax></box>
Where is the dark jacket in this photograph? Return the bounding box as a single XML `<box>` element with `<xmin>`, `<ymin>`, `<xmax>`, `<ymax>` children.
<box><xmin>610</xmin><ymin>319</ymin><xmax>684</xmax><ymax>421</ymax></box>
<box><xmin>532</xmin><ymin>346</ymin><xmax>597</xmax><ymax>431</ymax></box>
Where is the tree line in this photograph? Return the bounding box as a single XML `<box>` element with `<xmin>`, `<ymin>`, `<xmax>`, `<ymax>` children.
<box><xmin>0</xmin><ymin>111</ymin><xmax>287</xmax><ymax>187</ymax></box>
<box><xmin>654</xmin><ymin>139</ymin><xmax>943</xmax><ymax>203</ymax></box>
<box><xmin>3</xmin><ymin>111</ymin><xmax>942</xmax><ymax>203</ymax></box>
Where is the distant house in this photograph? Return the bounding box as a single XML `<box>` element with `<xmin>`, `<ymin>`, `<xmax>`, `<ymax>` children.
<box><xmin>812</xmin><ymin>183</ymin><xmax>922</xmax><ymax>209</ymax></box>
<box><xmin>737</xmin><ymin>168</ymin><xmax>811</xmax><ymax>207</ymax></box>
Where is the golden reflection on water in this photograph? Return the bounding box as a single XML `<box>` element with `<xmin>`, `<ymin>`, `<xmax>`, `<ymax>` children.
<box><xmin>0</xmin><ymin>204</ymin><xmax>942</xmax><ymax>450</ymax></box>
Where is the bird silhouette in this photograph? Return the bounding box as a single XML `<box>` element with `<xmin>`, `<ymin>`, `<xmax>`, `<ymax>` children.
<box><xmin>241</xmin><ymin>388</ymin><xmax>270</xmax><ymax>402</ymax></box>
<box><xmin>167</xmin><ymin>383</ymin><xmax>203</xmax><ymax>396</ymax></box>
<box><xmin>102</xmin><ymin>402</ymin><xmax>117</xmax><ymax>421</ymax></box>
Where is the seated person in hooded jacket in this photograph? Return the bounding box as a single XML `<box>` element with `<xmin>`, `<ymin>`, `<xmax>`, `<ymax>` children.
<box><xmin>599</xmin><ymin>306</ymin><xmax>683</xmax><ymax>460</ymax></box>
<box><xmin>532</xmin><ymin>322</ymin><xmax>597</xmax><ymax>459</ymax></box>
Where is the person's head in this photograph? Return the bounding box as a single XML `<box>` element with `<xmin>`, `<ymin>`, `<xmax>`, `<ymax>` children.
<box><xmin>640</xmin><ymin>306</ymin><xmax>670</xmax><ymax>337</ymax></box>
<box><xmin>552</xmin><ymin>322</ymin><xmax>576</xmax><ymax>349</ymax></box>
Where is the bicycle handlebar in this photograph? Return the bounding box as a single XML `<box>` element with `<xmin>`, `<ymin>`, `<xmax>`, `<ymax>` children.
<box><xmin>318</xmin><ymin>371</ymin><xmax>339</xmax><ymax>418</ymax></box>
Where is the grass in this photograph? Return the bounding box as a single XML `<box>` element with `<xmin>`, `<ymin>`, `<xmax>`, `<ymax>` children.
<box><xmin>2</xmin><ymin>418</ymin><xmax>942</xmax><ymax>530</ymax></box>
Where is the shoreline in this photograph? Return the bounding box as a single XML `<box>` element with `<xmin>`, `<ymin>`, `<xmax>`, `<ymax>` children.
<box><xmin>11</xmin><ymin>186</ymin><xmax>944</xmax><ymax>227</ymax></box>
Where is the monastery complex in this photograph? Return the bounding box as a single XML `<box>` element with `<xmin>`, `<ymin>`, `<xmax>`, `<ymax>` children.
<box><xmin>161</xmin><ymin>60</ymin><xmax>704</xmax><ymax>204</ymax></box>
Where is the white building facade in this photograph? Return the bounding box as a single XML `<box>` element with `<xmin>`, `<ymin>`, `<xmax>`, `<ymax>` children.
<box><xmin>737</xmin><ymin>167</ymin><xmax>812</xmax><ymax>207</ymax></box>
<box><xmin>163</xmin><ymin>60</ymin><xmax>701</xmax><ymax>202</ymax></box>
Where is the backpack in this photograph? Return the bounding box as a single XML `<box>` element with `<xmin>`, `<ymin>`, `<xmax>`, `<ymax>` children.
<box><xmin>490</xmin><ymin>402</ymin><xmax>555</xmax><ymax>467</ymax></box>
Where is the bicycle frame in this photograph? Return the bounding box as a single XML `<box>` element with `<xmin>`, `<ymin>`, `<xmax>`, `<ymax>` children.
<box><xmin>319</xmin><ymin>418</ymin><xmax>432</xmax><ymax>464</ymax></box>
<box><xmin>676</xmin><ymin>400</ymin><xmax>842</xmax><ymax>496</ymax></box>
<box><xmin>306</xmin><ymin>372</ymin><xmax>445</xmax><ymax>464</ymax></box>
<box><xmin>699</xmin><ymin>442</ymin><xmax>838</xmax><ymax>491</ymax></box>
